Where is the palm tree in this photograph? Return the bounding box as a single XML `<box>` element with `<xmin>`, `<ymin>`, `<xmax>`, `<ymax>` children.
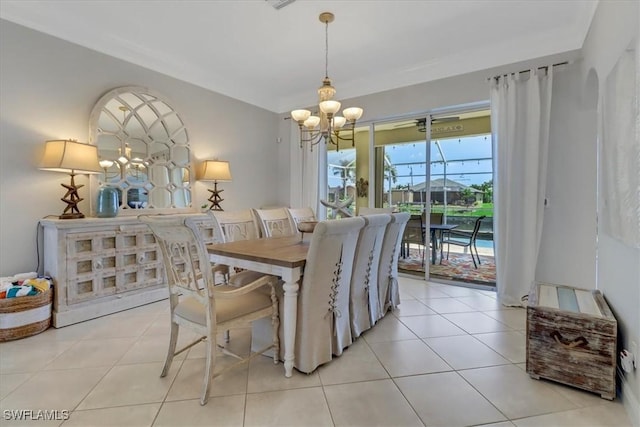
<box><xmin>331</xmin><ymin>159</ymin><xmax>355</xmax><ymax>198</ymax></box>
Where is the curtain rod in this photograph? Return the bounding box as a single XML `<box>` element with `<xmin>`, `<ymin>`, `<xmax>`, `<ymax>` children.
<box><xmin>488</xmin><ymin>61</ymin><xmax>569</xmax><ymax>82</ymax></box>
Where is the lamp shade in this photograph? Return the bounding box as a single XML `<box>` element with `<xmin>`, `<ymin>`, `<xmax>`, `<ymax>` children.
<box><xmin>291</xmin><ymin>109</ymin><xmax>311</xmax><ymax>122</ymax></box>
<box><xmin>197</xmin><ymin>160</ymin><xmax>232</xmax><ymax>182</ymax></box>
<box><xmin>319</xmin><ymin>100</ymin><xmax>341</xmax><ymax>115</ymax></box>
<box><xmin>39</xmin><ymin>140</ymin><xmax>102</xmax><ymax>174</ymax></box>
<box><xmin>343</xmin><ymin>107</ymin><xmax>363</xmax><ymax>121</ymax></box>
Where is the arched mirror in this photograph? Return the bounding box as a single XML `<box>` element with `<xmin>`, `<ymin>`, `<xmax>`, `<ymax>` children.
<box><xmin>89</xmin><ymin>86</ymin><xmax>192</xmax><ymax>211</ymax></box>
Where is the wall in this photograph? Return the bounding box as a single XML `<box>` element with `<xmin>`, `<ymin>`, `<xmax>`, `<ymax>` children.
<box><xmin>581</xmin><ymin>0</ymin><xmax>640</xmax><ymax>422</ymax></box>
<box><xmin>0</xmin><ymin>20</ymin><xmax>279</xmax><ymax>277</ymax></box>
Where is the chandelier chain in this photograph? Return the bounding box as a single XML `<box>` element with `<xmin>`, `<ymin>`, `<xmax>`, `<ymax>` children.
<box><xmin>324</xmin><ymin>20</ymin><xmax>329</xmax><ymax>79</ymax></box>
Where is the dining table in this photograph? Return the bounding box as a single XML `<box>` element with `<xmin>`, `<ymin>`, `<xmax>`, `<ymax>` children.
<box><xmin>207</xmin><ymin>236</ymin><xmax>308</xmax><ymax>378</ymax></box>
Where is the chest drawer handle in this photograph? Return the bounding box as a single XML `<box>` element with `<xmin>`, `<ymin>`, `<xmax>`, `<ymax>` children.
<box><xmin>550</xmin><ymin>331</ymin><xmax>588</xmax><ymax>349</ymax></box>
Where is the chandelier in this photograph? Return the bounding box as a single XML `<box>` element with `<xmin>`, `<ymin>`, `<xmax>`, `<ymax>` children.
<box><xmin>290</xmin><ymin>12</ymin><xmax>363</xmax><ymax>151</ymax></box>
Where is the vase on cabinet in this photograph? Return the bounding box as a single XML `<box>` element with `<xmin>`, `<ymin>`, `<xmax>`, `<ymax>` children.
<box><xmin>96</xmin><ymin>186</ymin><xmax>119</xmax><ymax>218</ymax></box>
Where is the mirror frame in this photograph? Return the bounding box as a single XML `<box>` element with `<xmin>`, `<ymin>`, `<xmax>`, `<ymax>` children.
<box><xmin>89</xmin><ymin>86</ymin><xmax>194</xmax><ymax>214</ymax></box>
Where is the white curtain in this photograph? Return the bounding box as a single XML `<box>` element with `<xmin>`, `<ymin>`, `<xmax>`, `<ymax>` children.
<box><xmin>289</xmin><ymin>121</ymin><xmax>321</xmax><ymax>216</ymax></box>
<box><xmin>602</xmin><ymin>48</ymin><xmax>640</xmax><ymax>248</ymax></box>
<box><xmin>490</xmin><ymin>68</ymin><xmax>553</xmax><ymax>306</ymax></box>
<box><xmin>149</xmin><ymin>165</ymin><xmax>171</xmax><ymax>207</ymax></box>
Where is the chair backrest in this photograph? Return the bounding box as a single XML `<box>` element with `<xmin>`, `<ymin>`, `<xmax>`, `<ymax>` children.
<box><xmin>294</xmin><ymin>216</ymin><xmax>365</xmax><ymax>373</ymax></box>
<box><xmin>350</xmin><ymin>213</ymin><xmax>391</xmax><ymax>338</ymax></box>
<box><xmin>402</xmin><ymin>214</ymin><xmax>424</xmax><ymax>246</ymax></box>
<box><xmin>209</xmin><ymin>210</ymin><xmax>260</xmax><ymax>242</ymax></box>
<box><xmin>286</xmin><ymin>207</ymin><xmax>316</xmax><ymax>226</ymax></box>
<box><xmin>253</xmin><ymin>207</ymin><xmax>296</xmax><ymax>238</ymax></box>
<box><xmin>140</xmin><ymin>215</ymin><xmax>213</xmax><ymax>309</ymax></box>
<box><xmin>429</xmin><ymin>212</ymin><xmax>444</xmax><ymax>225</ymax></box>
<box><xmin>470</xmin><ymin>215</ymin><xmax>486</xmax><ymax>241</ymax></box>
<box><xmin>376</xmin><ymin>212</ymin><xmax>410</xmax><ymax>319</ymax></box>
<box><xmin>358</xmin><ymin>207</ymin><xmax>394</xmax><ymax>216</ymax></box>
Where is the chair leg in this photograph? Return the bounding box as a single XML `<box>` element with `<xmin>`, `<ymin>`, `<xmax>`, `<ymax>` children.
<box><xmin>271</xmin><ymin>287</ymin><xmax>280</xmax><ymax>364</ymax></box>
<box><xmin>161</xmin><ymin>321</ymin><xmax>179</xmax><ymax>378</ymax></box>
<box><xmin>200</xmin><ymin>332</ymin><xmax>217</xmax><ymax>406</ymax></box>
<box><xmin>470</xmin><ymin>248</ymin><xmax>478</xmax><ymax>269</ymax></box>
<box><xmin>223</xmin><ymin>330</ymin><xmax>230</xmax><ymax>344</ymax></box>
<box><xmin>473</xmin><ymin>242</ymin><xmax>481</xmax><ymax>265</ymax></box>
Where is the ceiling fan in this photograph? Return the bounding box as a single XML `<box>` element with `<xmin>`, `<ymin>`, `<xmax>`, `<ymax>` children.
<box><xmin>393</xmin><ymin>116</ymin><xmax>460</xmax><ymax>131</ymax></box>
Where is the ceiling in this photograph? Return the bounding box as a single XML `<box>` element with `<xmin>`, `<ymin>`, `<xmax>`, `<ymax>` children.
<box><xmin>0</xmin><ymin>0</ymin><xmax>597</xmax><ymax>114</ymax></box>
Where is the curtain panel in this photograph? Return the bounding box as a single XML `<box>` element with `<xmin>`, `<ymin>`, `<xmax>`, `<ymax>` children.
<box><xmin>602</xmin><ymin>48</ymin><xmax>640</xmax><ymax>248</ymax></box>
<box><xmin>289</xmin><ymin>121</ymin><xmax>321</xmax><ymax>216</ymax></box>
<box><xmin>490</xmin><ymin>69</ymin><xmax>553</xmax><ymax>306</ymax></box>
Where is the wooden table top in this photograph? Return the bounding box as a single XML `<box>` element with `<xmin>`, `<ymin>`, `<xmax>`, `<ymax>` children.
<box><xmin>207</xmin><ymin>236</ymin><xmax>309</xmax><ymax>268</ymax></box>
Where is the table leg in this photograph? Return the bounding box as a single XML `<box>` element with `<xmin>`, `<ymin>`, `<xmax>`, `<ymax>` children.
<box><xmin>431</xmin><ymin>229</ymin><xmax>437</xmax><ymax>265</ymax></box>
<box><xmin>281</xmin><ymin>268</ymin><xmax>301</xmax><ymax>377</ymax></box>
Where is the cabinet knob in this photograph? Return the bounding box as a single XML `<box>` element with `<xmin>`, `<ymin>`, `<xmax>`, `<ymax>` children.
<box><xmin>94</xmin><ymin>260</ymin><xmax>103</xmax><ymax>270</ymax></box>
<box><xmin>138</xmin><ymin>255</ymin><xmax>146</xmax><ymax>264</ymax></box>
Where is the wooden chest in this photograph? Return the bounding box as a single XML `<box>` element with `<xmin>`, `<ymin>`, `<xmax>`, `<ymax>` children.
<box><xmin>526</xmin><ymin>283</ymin><xmax>617</xmax><ymax>400</ymax></box>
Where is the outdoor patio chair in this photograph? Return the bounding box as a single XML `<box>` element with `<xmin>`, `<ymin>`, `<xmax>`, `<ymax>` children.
<box><xmin>428</xmin><ymin>212</ymin><xmax>444</xmax><ymax>250</ymax></box>
<box><xmin>402</xmin><ymin>214</ymin><xmax>426</xmax><ymax>265</ymax></box>
<box><xmin>139</xmin><ymin>215</ymin><xmax>279</xmax><ymax>405</ymax></box>
<box><xmin>440</xmin><ymin>215</ymin><xmax>486</xmax><ymax>268</ymax></box>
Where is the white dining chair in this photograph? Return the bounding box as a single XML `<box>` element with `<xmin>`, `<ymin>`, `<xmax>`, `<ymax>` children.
<box><xmin>139</xmin><ymin>215</ymin><xmax>279</xmax><ymax>405</ymax></box>
<box><xmin>289</xmin><ymin>216</ymin><xmax>364</xmax><ymax>373</ymax></box>
<box><xmin>375</xmin><ymin>212</ymin><xmax>410</xmax><ymax>320</ymax></box>
<box><xmin>350</xmin><ymin>213</ymin><xmax>391</xmax><ymax>337</ymax></box>
<box><xmin>253</xmin><ymin>207</ymin><xmax>296</xmax><ymax>238</ymax></box>
<box><xmin>208</xmin><ymin>210</ymin><xmax>267</xmax><ymax>287</ymax></box>
<box><xmin>286</xmin><ymin>207</ymin><xmax>317</xmax><ymax>226</ymax></box>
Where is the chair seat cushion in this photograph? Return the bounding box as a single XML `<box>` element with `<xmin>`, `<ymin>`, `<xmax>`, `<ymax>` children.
<box><xmin>175</xmin><ymin>288</ymin><xmax>272</xmax><ymax>326</ymax></box>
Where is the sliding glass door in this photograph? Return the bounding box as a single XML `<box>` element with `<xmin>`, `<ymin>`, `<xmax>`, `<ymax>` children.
<box><xmin>320</xmin><ymin>107</ymin><xmax>495</xmax><ymax>287</ymax></box>
<box><xmin>370</xmin><ymin>109</ymin><xmax>496</xmax><ymax>286</ymax></box>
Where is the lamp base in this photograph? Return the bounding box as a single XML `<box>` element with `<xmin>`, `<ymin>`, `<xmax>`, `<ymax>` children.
<box><xmin>59</xmin><ymin>172</ymin><xmax>86</xmax><ymax>219</ymax></box>
<box><xmin>59</xmin><ymin>212</ymin><xmax>85</xmax><ymax>220</ymax></box>
<box><xmin>207</xmin><ymin>182</ymin><xmax>225</xmax><ymax>211</ymax></box>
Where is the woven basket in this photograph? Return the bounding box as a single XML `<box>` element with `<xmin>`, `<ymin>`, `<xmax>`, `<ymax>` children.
<box><xmin>0</xmin><ymin>289</ymin><xmax>53</xmax><ymax>342</ymax></box>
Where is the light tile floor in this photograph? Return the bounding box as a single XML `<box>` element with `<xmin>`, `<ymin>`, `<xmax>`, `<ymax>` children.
<box><xmin>0</xmin><ymin>277</ymin><xmax>632</xmax><ymax>427</ymax></box>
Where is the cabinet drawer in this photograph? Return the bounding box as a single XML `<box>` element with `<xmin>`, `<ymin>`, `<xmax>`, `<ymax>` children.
<box><xmin>67</xmin><ymin>254</ymin><xmax>117</xmax><ymax>278</ymax></box>
<box><xmin>117</xmin><ymin>227</ymin><xmax>157</xmax><ymax>250</ymax></box>
<box><xmin>67</xmin><ymin>273</ymin><xmax>118</xmax><ymax>304</ymax></box>
<box><xmin>66</xmin><ymin>231</ymin><xmax>117</xmax><ymax>257</ymax></box>
<box><xmin>117</xmin><ymin>263</ymin><xmax>163</xmax><ymax>292</ymax></box>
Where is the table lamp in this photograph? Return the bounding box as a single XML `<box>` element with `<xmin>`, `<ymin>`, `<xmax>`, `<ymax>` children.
<box><xmin>197</xmin><ymin>160</ymin><xmax>232</xmax><ymax>211</ymax></box>
<box><xmin>39</xmin><ymin>139</ymin><xmax>102</xmax><ymax>219</ymax></box>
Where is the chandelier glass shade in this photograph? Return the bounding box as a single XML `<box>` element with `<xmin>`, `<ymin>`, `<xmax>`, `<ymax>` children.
<box><xmin>291</xmin><ymin>12</ymin><xmax>363</xmax><ymax>151</ymax></box>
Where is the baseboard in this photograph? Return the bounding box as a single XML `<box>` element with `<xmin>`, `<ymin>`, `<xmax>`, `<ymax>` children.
<box><xmin>617</xmin><ymin>367</ymin><xmax>639</xmax><ymax>426</ymax></box>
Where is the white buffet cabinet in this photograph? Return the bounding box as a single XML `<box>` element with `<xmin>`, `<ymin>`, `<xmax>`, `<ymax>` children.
<box><xmin>41</xmin><ymin>214</ymin><xmax>219</xmax><ymax>327</ymax></box>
